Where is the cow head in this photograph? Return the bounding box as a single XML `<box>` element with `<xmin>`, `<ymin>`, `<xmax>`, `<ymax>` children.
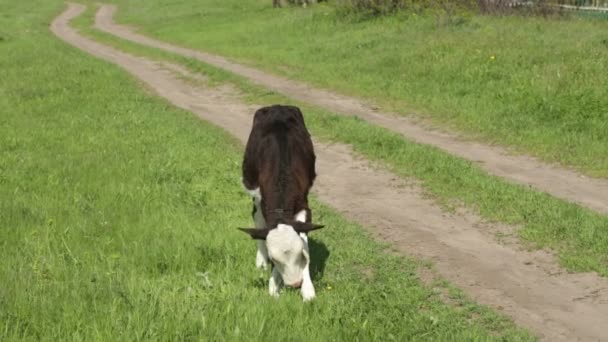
<box><xmin>239</xmin><ymin>222</ymin><xmax>324</xmax><ymax>287</ymax></box>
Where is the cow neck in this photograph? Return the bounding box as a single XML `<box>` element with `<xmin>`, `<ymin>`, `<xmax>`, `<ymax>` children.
<box><xmin>272</xmin><ymin>207</ymin><xmax>293</xmax><ymax>224</ymax></box>
<box><xmin>264</xmin><ymin>198</ymin><xmax>293</xmax><ymax>228</ymax></box>
<box><xmin>272</xmin><ymin>123</ymin><xmax>292</xmax><ymax>226</ymax></box>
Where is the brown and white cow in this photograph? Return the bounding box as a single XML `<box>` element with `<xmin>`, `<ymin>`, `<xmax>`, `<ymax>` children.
<box><xmin>239</xmin><ymin>105</ymin><xmax>324</xmax><ymax>301</ymax></box>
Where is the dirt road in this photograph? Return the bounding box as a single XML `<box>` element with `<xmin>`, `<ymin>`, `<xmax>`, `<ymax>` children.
<box><xmin>51</xmin><ymin>4</ymin><xmax>608</xmax><ymax>341</ymax></box>
<box><xmin>93</xmin><ymin>4</ymin><xmax>608</xmax><ymax>215</ymax></box>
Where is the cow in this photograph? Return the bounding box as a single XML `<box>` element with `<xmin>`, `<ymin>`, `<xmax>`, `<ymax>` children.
<box><xmin>239</xmin><ymin>105</ymin><xmax>324</xmax><ymax>301</ymax></box>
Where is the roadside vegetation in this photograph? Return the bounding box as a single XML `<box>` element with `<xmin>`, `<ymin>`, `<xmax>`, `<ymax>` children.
<box><xmin>0</xmin><ymin>1</ymin><xmax>533</xmax><ymax>340</ymax></box>
<box><xmin>111</xmin><ymin>0</ymin><xmax>608</xmax><ymax>178</ymax></box>
<box><xmin>73</xmin><ymin>2</ymin><xmax>608</xmax><ymax>277</ymax></box>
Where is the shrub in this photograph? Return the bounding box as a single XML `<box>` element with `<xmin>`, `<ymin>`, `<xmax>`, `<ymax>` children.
<box><xmin>336</xmin><ymin>0</ymin><xmax>560</xmax><ymax>17</ymax></box>
<box><xmin>336</xmin><ymin>0</ymin><xmax>409</xmax><ymax>15</ymax></box>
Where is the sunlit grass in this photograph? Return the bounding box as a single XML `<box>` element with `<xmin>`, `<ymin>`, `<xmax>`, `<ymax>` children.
<box><xmin>0</xmin><ymin>1</ymin><xmax>532</xmax><ymax>340</ymax></box>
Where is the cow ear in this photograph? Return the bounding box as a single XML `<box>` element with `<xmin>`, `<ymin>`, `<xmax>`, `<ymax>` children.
<box><xmin>238</xmin><ymin>228</ymin><xmax>270</xmax><ymax>240</ymax></box>
<box><xmin>293</xmin><ymin>222</ymin><xmax>325</xmax><ymax>234</ymax></box>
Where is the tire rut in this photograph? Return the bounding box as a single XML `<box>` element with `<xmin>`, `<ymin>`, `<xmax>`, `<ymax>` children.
<box><xmin>51</xmin><ymin>4</ymin><xmax>608</xmax><ymax>341</ymax></box>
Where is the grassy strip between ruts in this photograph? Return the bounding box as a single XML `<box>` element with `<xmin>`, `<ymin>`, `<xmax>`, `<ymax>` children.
<box><xmin>73</xmin><ymin>3</ymin><xmax>608</xmax><ymax>277</ymax></box>
<box><xmin>0</xmin><ymin>0</ymin><xmax>532</xmax><ymax>340</ymax></box>
<box><xmin>113</xmin><ymin>0</ymin><xmax>608</xmax><ymax>178</ymax></box>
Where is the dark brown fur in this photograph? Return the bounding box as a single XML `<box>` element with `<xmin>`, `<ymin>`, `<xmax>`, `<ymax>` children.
<box><xmin>242</xmin><ymin>105</ymin><xmax>316</xmax><ymax>230</ymax></box>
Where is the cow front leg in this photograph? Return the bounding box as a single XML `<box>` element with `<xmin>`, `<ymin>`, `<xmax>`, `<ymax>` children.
<box><xmin>299</xmin><ymin>233</ymin><xmax>316</xmax><ymax>301</ymax></box>
<box><xmin>269</xmin><ymin>267</ymin><xmax>282</xmax><ymax>297</ymax></box>
<box><xmin>256</xmin><ymin>241</ymin><xmax>269</xmax><ymax>270</ymax></box>
<box><xmin>301</xmin><ymin>263</ymin><xmax>316</xmax><ymax>301</ymax></box>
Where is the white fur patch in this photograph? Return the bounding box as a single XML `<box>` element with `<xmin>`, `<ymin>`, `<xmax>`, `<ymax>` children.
<box><xmin>245</xmin><ymin>186</ymin><xmax>262</xmax><ymax>203</ymax></box>
<box><xmin>294</xmin><ymin>209</ymin><xmax>307</xmax><ymax>223</ymax></box>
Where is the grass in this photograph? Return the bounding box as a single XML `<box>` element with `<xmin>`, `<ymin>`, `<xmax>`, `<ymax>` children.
<box><xmin>108</xmin><ymin>0</ymin><xmax>608</xmax><ymax>178</ymax></box>
<box><xmin>0</xmin><ymin>0</ymin><xmax>533</xmax><ymax>340</ymax></box>
<box><xmin>72</xmin><ymin>3</ymin><xmax>608</xmax><ymax>277</ymax></box>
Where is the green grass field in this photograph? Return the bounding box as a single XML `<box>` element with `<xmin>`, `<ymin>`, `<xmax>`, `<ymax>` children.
<box><xmin>0</xmin><ymin>1</ymin><xmax>534</xmax><ymax>340</ymax></box>
<box><xmin>110</xmin><ymin>0</ymin><xmax>608</xmax><ymax>178</ymax></box>
<box><xmin>72</xmin><ymin>4</ymin><xmax>608</xmax><ymax>278</ymax></box>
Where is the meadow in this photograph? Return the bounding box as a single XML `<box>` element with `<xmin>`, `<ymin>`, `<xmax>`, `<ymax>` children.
<box><xmin>72</xmin><ymin>4</ymin><xmax>608</xmax><ymax>278</ymax></box>
<box><xmin>0</xmin><ymin>1</ymin><xmax>533</xmax><ymax>340</ymax></box>
<box><xmin>111</xmin><ymin>0</ymin><xmax>608</xmax><ymax>178</ymax></box>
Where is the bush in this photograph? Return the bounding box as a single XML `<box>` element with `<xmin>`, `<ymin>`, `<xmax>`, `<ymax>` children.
<box><xmin>336</xmin><ymin>0</ymin><xmax>480</xmax><ymax>17</ymax></box>
<box><xmin>477</xmin><ymin>0</ymin><xmax>559</xmax><ymax>16</ymax></box>
<box><xmin>336</xmin><ymin>0</ymin><xmax>559</xmax><ymax>17</ymax></box>
<box><xmin>336</xmin><ymin>0</ymin><xmax>409</xmax><ymax>15</ymax></box>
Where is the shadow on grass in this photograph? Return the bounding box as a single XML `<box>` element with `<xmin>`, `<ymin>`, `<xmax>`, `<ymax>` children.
<box><xmin>309</xmin><ymin>238</ymin><xmax>330</xmax><ymax>281</ymax></box>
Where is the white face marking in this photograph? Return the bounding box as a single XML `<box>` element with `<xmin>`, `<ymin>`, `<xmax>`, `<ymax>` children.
<box><xmin>266</xmin><ymin>224</ymin><xmax>307</xmax><ymax>286</ymax></box>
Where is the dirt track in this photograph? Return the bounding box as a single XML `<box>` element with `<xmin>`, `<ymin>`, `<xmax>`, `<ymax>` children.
<box><xmin>92</xmin><ymin>4</ymin><xmax>608</xmax><ymax>215</ymax></box>
<box><xmin>51</xmin><ymin>4</ymin><xmax>608</xmax><ymax>341</ymax></box>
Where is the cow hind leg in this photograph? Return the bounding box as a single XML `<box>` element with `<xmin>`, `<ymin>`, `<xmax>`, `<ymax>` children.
<box><xmin>252</xmin><ymin>200</ymin><xmax>269</xmax><ymax>269</ymax></box>
<box><xmin>269</xmin><ymin>267</ymin><xmax>282</xmax><ymax>297</ymax></box>
<box><xmin>256</xmin><ymin>242</ymin><xmax>268</xmax><ymax>270</ymax></box>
